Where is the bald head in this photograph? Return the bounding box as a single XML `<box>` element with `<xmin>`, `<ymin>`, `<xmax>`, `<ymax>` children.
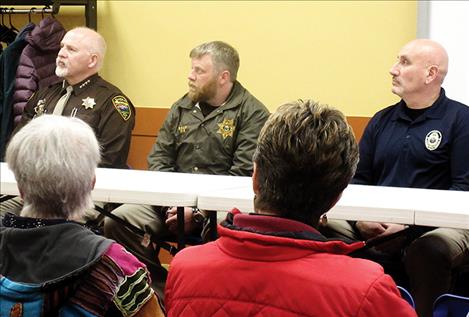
<box><xmin>56</xmin><ymin>27</ymin><xmax>107</xmax><ymax>85</ymax></box>
<box><xmin>403</xmin><ymin>39</ymin><xmax>448</xmax><ymax>84</ymax></box>
<box><xmin>69</xmin><ymin>27</ymin><xmax>107</xmax><ymax>70</ymax></box>
<box><xmin>389</xmin><ymin>39</ymin><xmax>449</xmax><ymax>108</ymax></box>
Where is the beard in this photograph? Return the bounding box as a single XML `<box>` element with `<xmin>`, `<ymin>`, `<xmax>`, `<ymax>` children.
<box><xmin>55</xmin><ymin>58</ymin><xmax>69</xmax><ymax>78</ymax></box>
<box><xmin>55</xmin><ymin>65</ymin><xmax>69</xmax><ymax>78</ymax></box>
<box><xmin>188</xmin><ymin>77</ymin><xmax>218</xmax><ymax>103</ymax></box>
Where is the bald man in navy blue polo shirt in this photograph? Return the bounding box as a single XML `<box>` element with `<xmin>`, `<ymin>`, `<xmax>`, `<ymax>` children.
<box><xmin>322</xmin><ymin>39</ymin><xmax>469</xmax><ymax>317</ymax></box>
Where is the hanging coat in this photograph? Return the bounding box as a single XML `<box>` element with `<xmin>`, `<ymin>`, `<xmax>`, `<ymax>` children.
<box><xmin>11</xmin><ymin>17</ymin><xmax>65</xmax><ymax>126</ymax></box>
<box><xmin>0</xmin><ymin>23</ymin><xmax>35</xmax><ymax>159</ymax></box>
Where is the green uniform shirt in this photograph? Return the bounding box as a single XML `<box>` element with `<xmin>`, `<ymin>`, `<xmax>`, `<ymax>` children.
<box><xmin>148</xmin><ymin>81</ymin><xmax>269</xmax><ymax>176</ymax></box>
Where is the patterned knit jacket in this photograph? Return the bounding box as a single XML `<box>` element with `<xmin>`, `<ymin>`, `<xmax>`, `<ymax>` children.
<box><xmin>0</xmin><ymin>214</ymin><xmax>159</xmax><ymax>317</ymax></box>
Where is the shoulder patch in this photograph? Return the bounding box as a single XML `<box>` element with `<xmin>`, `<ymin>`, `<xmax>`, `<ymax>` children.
<box><xmin>112</xmin><ymin>96</ymin><xmax>132</xmax><ymax>121</ymax></box>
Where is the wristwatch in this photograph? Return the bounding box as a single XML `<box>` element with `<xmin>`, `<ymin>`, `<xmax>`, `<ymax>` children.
<box><xmin>192</xmin><ymin>207</ymin><xmax>206</xmax><ymax>224</ymax></box>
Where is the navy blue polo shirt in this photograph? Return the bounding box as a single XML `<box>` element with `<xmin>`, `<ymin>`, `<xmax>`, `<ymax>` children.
<box><xmin>353</xmin><ymin>89</ymin><xmax>469</xmax><ymax>191</ymax></box>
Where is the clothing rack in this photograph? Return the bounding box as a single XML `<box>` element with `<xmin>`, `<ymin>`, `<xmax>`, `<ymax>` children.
<box><xmin>0</xmin><ymin>0</ymin><xmax>97</xmax><ymax>29</ymax></box>
<box><xmin>0</xmin><ymin>7</ymin><xmax>54</xmax><ymax>14</ymax></box>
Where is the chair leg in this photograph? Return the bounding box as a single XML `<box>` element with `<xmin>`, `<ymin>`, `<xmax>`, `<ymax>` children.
<box><xmin>176</xmin><ymin>206</ymin><xmax>185</xmax><ymax>250</ymax></box>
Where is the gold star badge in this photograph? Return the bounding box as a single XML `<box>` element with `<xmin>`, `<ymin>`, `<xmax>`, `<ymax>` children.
<box><xmin>217</xmin><ymin>119</ymin><xmax>236</xmax><ymax>139</ymax></box>
<box><xmin>82</xmin><ymin>97</ymin><xmax>96</xmax><ymax>109</ymax></box>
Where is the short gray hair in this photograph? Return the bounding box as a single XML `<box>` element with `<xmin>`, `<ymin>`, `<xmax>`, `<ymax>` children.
<box><xmin>190</xmin><ymin>41</ymin><xmax>240</xmax><ymax>82</ymax></box>
<box><xmin>6</xmin><ymin>115</ymin><xmax>101</xmax><ymax>219</ymax></box>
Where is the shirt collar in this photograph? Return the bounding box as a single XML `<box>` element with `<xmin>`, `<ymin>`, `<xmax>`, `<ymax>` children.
<box><xmin>393</xmin><ymin>88</ymin><xmax>447</xmax><ymax>122</ymax></box>
<box><xmin>68</xmin><ymin>73</ymin><xmax>100</xmax><ymax>96</ymax></box>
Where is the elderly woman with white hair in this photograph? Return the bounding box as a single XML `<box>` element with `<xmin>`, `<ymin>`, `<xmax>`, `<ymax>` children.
<box><xmin>0</xmin><ymin>115</ymin><xmax>164</xmax><ymax>317</ymax></box>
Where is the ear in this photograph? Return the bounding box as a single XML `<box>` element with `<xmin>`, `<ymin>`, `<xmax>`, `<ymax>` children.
<box><xmin>88</xmin><ymin>54</ymin><xmax>98</xmax><ymax>69</ymax></box>
<box><xmin>425</xmin><ymin>65</ymin><xmax>439</xmax><ymax>84</ymax></box>
<box><xmin>91</xmin><ymin>175</ymin><xmax>96</xmax><ymax>190</ymax></box>
<box><xmin>252</xmin><ymin>162</ymin><xmax>260</xmax><ymax>195</ymax></box>
<box><xmin>218</xmin><ymin>70</ymin><xmax>230</xmax><ymax>85</ymax></box>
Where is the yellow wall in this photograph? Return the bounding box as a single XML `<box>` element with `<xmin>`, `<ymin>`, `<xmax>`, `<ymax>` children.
<box><xmin>7</xmin><ymin>1</ymin><xmax>417</xmax><ymax>116</ymax></box>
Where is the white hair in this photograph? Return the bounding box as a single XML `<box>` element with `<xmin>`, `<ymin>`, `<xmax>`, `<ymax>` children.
<box><xmin>70</xmin><ymin>26</ymin><xmax>107</xmax><ymax>71</ymax></box>
<box><xmin>5</xmin><ymin>115</ymin><xmax>101</xmax><ymax>219</ymax></box>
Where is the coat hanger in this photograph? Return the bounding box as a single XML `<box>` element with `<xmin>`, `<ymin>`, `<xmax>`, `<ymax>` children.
<box><xmin>1</xmin><ymin>8</ymin><xmax>6</xmax><ymax>27</ymax></box>
<box><xmin>0</xmin><ymin>8</ymin><xmax>17</xmax><ymax>44</ymax></box>
<box><xmin>28</xmin><ymin>7</ymin><xmax>36</xmax><ymax>24</ymax></box>
<box><xmin>38</xmin><ymin>6</ymin><xmax>55</xmax><ymax>20</ymax></box>
<box><xmin>8</xmin><ymin>8</ymin><xmax>19</xmax><ymax>33</ymax></box>
<box><xmin>48</xmin><ymin>5</ymin><xmax>55</xmax><ymax>19</ymax></box>
<box><xmin>0</xmin><ymin>9</ymin><xmax>7</xmax><ymax>35</ymax></box>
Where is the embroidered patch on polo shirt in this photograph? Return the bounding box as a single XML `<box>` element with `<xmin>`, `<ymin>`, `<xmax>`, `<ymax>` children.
<box><xmin>425</xmin><ymin>130</ymin><xmax>442</xmax><ymax>151</ymax></box>
<box><xmin>112</xmin><ymin>96</ymin><xmax>132</xmax><ymax>121</ymax></box>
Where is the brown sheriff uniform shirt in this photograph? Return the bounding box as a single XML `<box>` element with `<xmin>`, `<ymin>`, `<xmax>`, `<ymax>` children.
<box><xmin>16</xmin><ymin>74</ymin><xmax>135</xmax><ymax>169</ymax></box>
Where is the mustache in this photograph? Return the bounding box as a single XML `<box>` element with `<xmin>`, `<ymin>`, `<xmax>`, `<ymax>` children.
<box><xmin>56</xmin><ymin>58</ymin><xmax>67</xmax><ymax>67</ymax></box>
